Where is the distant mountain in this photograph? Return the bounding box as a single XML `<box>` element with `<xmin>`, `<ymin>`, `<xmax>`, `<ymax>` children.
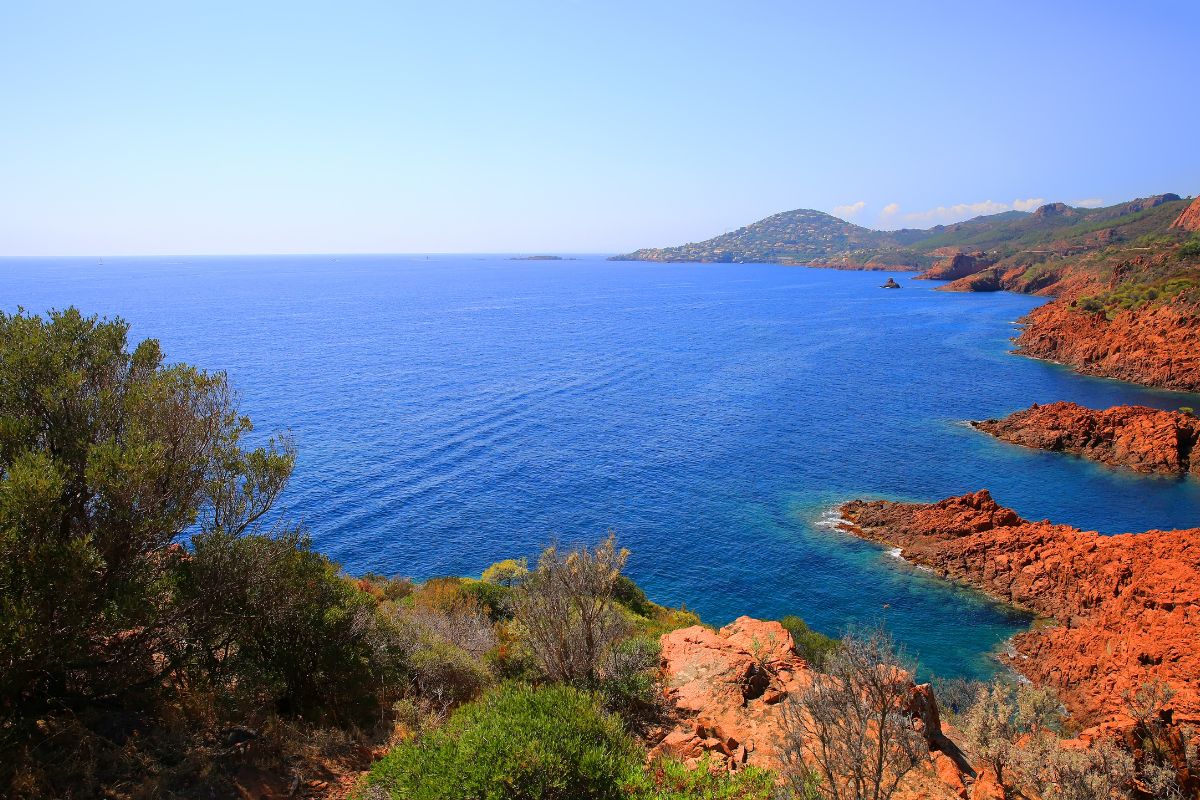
<box><xmin>611</xmin><ymin>194</ymin><xmax>1188</xmax><ymax>272</ymax></box>
<box><xmin>610</xmin><ymin>208</ymin><xmax>930</xmax><ymax>269</ymax></box>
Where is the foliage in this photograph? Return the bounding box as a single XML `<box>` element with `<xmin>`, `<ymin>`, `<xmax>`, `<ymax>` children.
<box><xmin>363</xmin><ymin>683</ymin><xmax>640</xmax><ymax>800</ymax></box>
<box><xmin>778</xmin><ymin>615</ymin><xmax>840</xmax><ymax>670</ymax></box>
<box><xmin>481</xmin><ymin>557</ymin><xmax>528</xmax><ymax>587</ymax></box>
<box><xmin>596</xmin><ymin>635</ymin><xmax>662</xmax><ymax>727</ymax></box>
<box><xmin>0</xmin><ymin>308</ymin><xmax>409</xmax><ymax>797</ymax></box>
<box><xmin>627</xmin><ymin>755</ymin><xmax>775</xmax><ymax>800</ymax></box>
<box><xmin>1178</xmin><ymin>237</ymin><xmax>1200</xmax><ymax>260</ymax></box>
<box><xmin>0</xmin><ymin>308</ymin><xmax>292</xmax><ymax>719</ymax></box>
<box><xmin>512</xmin><ymin>534</ymin><xmax>631</xmax><ymax>686</ymax></box>
<box><xmin>780</xmin><ymin>627</ymin><xmax>924</xmax><ymax>800</ymax></box>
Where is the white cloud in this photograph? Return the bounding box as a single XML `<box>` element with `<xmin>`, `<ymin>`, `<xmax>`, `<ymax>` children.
<box><xmin>832</xmin><ymin>200</ymin><xmax>866</xmax><ymax>218</ymax></box>
<box><xmin>1011</xmin><ymin>197</ymin><xmax>1047</xmax><ymax>212</ymax></box>
<box><xmin>881</xmin><ymin>202</ymin><xmax>901</xmax><ymax>217</ymax></box>
<box><xmin>895</xmin><ymin>196</ymin><xmax>1057</xmax><ymax>226</ymax></box>
<box><xmin>900</xmin><ymin>200</ymin><xmax>1010</xmax><ymax>225</ymax></box>
<box><xmin>1070</xmin><ymin>198</ymin><xmax>1104</xmax><ymax>208</ymax></box>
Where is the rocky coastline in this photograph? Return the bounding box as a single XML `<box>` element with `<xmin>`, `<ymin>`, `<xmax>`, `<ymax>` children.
<box><xmin>972</xmin><ymin>401</ymin><xmax>1200</xmax><ymax>476</ymax></box>
<box><xmin>836</xmin><ymin>491</ymin><xmax>1200</xmax><ymax>756</ymax></box>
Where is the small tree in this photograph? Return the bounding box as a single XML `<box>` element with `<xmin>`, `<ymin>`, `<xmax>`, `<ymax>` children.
<box><xmin>779</xmin><ymin>628</ymin><xmax>925</xmax><ymax>800</ymax></box>
<box><xmin>961</xmin><ymin>680</ymin><xmax>1016</xmax><ymax>786</ymax></box>
<box><xmin>481</xmin><ymin>557</ymin><xmax>529</xmax><ymax>587</ymax></box>
<box><xmin>511</xmin><ymin>534</ymin><xmax>630</xmax><ymax>686</ymax></box>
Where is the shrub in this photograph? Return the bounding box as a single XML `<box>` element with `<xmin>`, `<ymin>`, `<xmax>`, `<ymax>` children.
<box><xmin>181</xmin><ymin>528</ymin><xmax>406</xmax><ymax>721</ymax></box>
<box><xmin>481</xmin><ymin>557</ymin><xmax>528</xmax><ymax>587</ymax></box>
<box><xmin>407</xmin><ymin>638</ymin><xmax>492</xmax><ymax>710</ymax></box>
<box><xmin>613</xmin><ymin>574</ymin><xmax>653</xmax><ymax>617</ymax></box>
<box><xmin>780</xmin><ymin>627</ymin><xmax>924</xmax><ymax>800</ymax></box>
<box><xmin>778</xmin><ymin>615</ymin><xmax>840</xmax><ymax>670</ymax></box>
<box><xmin>597</xmin><ymin>636</ymin><xmax>662</xmax><ymax>727</ymax></box>
<box><xmin>363</xmin><ymin>683</ymin><xmax>641</xmax><ymax>800</ymax></box>
<box><xmin>628</xmin><ymin>755</ymin><xmax>775</xmax><ymax>799</ymax></box>
<box><xmin>512</xmin><ymin>535</ymin><xmax>631</xmax><ymax>686</ymax></box>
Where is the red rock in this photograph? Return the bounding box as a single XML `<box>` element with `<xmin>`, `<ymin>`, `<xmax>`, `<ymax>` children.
<box><xmin>1171</xmin><ymin>196</ymin><xmax>1200</xmax><ymax>232</ymax></box>
<box><xmin>917</xmin><ymin>252</ymin><xmax>995</xmax><ymax>282</ymax></box>
<box><xmin>1016</xmin><ymin>300</ymin><xmax>1200</xmax><ymax>393</ymax></box>
<box><xmin>973</xmin><ymin>401</ymin><xmax>1200</xmax><ymax>476</ymax></box>
<box><xmin>839</xmin><ymin>492</ymin><xmax>1200</xmax><ymax>780</ymax></box>
<box><xmin>652</xmin><ymin>616</ymin><xmax>956</xmax><ymax>785</ymax></box>
<box><xmin>651</xmin><ymin>617</ymin><xmax>812</xmax><ymax>772</ymax></box>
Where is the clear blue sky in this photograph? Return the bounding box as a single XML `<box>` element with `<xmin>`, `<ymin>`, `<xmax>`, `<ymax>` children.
<box><xmin>1</xmin><ymin>1</ymin><xmax>1197</xmax><ymax>255</ymax></box>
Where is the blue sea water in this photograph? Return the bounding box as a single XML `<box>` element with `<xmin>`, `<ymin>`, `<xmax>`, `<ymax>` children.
<box><xmin>4</xmin><ymin>254</ymin><xmax>1199</xmax><ymax>680</ymax></box>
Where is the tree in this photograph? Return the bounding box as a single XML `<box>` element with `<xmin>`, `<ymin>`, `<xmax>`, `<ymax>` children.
<box><xmin>511</xmin><ymin>534</ymin><xmax>630</xmax><ymax>686</ymax></box>
<box><xmin>779</xmin><ymin>628</ymin><xmax>925</xmax><ymax>800</ymax></box>
<box><xmin>481</xmin><ymin>557</ymin><xmax>528</xmax><ymax>587</ymax></box>
<box><xmin>0</xmin><ymin>308</ymin><xmax>295</xmax><ymax>724</ymax></box>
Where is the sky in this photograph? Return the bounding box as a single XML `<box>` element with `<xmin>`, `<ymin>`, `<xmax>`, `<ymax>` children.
<box><xmin>1</xmin><ymin>1</ymin><xmax>1198</xmax><ymax>256</ymax></box>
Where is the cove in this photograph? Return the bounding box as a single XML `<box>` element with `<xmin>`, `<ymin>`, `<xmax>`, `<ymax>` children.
<box><xmin>4</xmin><ymin>254</ymin><xmax>1199</xmax><ymax>680</ymax></box>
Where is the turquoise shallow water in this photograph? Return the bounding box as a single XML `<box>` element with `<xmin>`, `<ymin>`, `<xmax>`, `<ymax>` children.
<box><xmin>4</xmin><ymin>255</ymin><xmax>1199</xmax><ymax>680</ymax></box>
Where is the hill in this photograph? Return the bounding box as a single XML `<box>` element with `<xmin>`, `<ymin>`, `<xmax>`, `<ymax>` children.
<box><xmin>610</xmin><ymin>208</ymin><xmax>931</xmax><ymax>268</ymax></box>
<box><xmin>614</xmin><ymin>193</ymin><xmax>1200</xmax><ymax>391</ymax></box>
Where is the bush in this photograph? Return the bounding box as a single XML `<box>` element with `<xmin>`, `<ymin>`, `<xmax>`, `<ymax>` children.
<box><xmin>597</xmin><ymin>636</ymin><xmax>662</xmax><ymax>727</ymax></box>
<box><xmin>778</xmin><ymin>615</ymin><xmax>840</xmax><ymax>670</ymax></box>
<box><xmin>628</xmin><ymin>755</ymin><xmax>775</xmax><ymax>799</ymax></box>
<box><xmin>512</xmin><ymin>535</ymin><xmax>631</xmax><ymax>686</ymax></box>
<box><xmin>407</xmin><ymin>638</ymin><xmax>492</xmax><ymax>709</ymax></box>
<box><xmin>364</xmin><ymin>683</ymin><xmax>641</xmax><ymax>800</ymax></box>
<box><xmin>613</xmin><ymin>574</ymin><xmax>653</xmax><ymax>618</ymax></box>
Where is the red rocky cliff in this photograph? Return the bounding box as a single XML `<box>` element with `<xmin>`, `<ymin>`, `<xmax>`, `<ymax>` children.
<box><xmin>1172</xmin><ymin>196</ymin><xmax>1200</xmax><ymax>232</ymax></box>
<box><xmin>973</xmin><ymin>401</ymin><xmax>1200</xmax><ymax>476</ymax></box>
<box><xmin>838</xmin><ymin>491</ymin><xmax>1200</xmax><ymax>744</ymax></box>
<box><xmin>1015</xmin><ymin>300</ymin><xmax>1200</xmax><ymax>393</ymax></box>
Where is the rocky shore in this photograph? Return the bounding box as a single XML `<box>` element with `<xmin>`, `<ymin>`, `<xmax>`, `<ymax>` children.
<box><xmin>1013</xmin><ymin>300</ymin><xmax>1200</xmax><ymax>393</ymax></box>
<box><xmin>836</xmin><ymin>491</ymin><xmax>1200</xmax><ymax>747</ymax></box>
<box><xmin>972</xmin><ymin>401</ymin><xmax>1200</xmax><ymax>476</ymax></box>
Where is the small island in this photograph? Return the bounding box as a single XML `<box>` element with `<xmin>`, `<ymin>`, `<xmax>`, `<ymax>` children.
<box><xmin>881</xmin><ymin>277</ymin><xmax>901</xmax><ymax>288</ymax></box>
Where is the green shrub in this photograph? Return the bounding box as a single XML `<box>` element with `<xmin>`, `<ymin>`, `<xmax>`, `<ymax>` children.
<box><xmin>628</xmin><ymin>755</ymin><xmax>775</xmax><ymax>799</ymax></box>
<box><xmin>613</xmin><ymin>574</ymin><xmax>653</xmax><ymax>618</ymax></box>
<box><xmin>364</xmin><ymin>683</ymin><xmax>641</xmax><ymax>800</ymax></box>
<box><xmin>481</xmin><ymin>557</ymin><xmax>528</xmax><ymax>587</ymax></box>
<box><xmin>597</xmin><ymin>636</ymin><xmax>662</xmax><ymax>726</ymax></box>
<box><xmin>778</xmin><ymin>616</ymin><xmax>840</xmax><ymax>670</ymax></box>
<box><xmin>1178</xmin><ymin>237</ymin><xmax>1200</xmax><ymax>260</ymax></box>
<box><xmin>407</xmin><ymin>638</ymin><xmax>492</xmax><ymax>707</ymax></box>
<box><xmin>182</xmin><ymin>528</ymin><xmax>405</xmax><ymax>720</ymax></box>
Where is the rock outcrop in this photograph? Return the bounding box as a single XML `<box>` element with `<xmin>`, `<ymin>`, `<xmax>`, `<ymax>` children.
<box><xmin>1172</xmin><ymin>196</ymin><xmax>1200</xmax><ymax>232</ymax></box>
<box><xmin>1015</xmin><ymin>300</ymin><xmax>1200</xmax><ymax>393</ymax></box>
<box><xmin>916</xmin><ymin>251</ymin><xmax>994</xmax><ymax>282</ymax></box>
<box><xmin>652</xmin><ymin>616</ymin><xmax>969</xmax><ymax>797</ymax></box>
<box><xmin>973</xmin><ymin>401</ymin><xmax>1200</xmax><ymax>476</ymax></box>
<box><xmin>651</xmin><ymin>617</ymin><xmax>810</xmax><ymax>771</ymax></box>
<box><xmin>837</xmin><ymin>491</ymin><xmax>1200</xmax><ymax>745</ymax></box>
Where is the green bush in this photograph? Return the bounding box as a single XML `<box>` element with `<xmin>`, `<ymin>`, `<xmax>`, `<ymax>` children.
<box><xmin>1177</xmin><ymin>237</ymin><xmax>1200</xmax><ymax>260</ymax></box>
<box><xmin>364</xmin><ymin>683</ymin><xmax>641</xmax><ymax>800</ymax></box>
<box><xmin>407</xmin><ymin>637</ymin><xmax>492</xmax><ymax>707</ymax></box>
<box><xmin>185</xmin><ymin>528</ymin><xmax>408</xmax><ymax>720</ymax></box>
<box><xmin>597</xmin><ymin>636</ymin><xmax>662</xmax><ymax>725</ymax></box>
<box><xmin>628</xmin><ymin>756</ymin><xmax>775</xmax><ymax>800</ymax></box>
<box><xmin>613</xmin><ymin>574</ymin><xmax>653</xmax><ymax>618</ymax></box>
<box><xmin>778</xmin><ymin>616</ymin><xmax>840</xmax><ymax>670</ymax></box>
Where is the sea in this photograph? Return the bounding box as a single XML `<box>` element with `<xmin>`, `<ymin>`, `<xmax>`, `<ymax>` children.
<box><xmin>4</xmin><ymin>254</ymin><xmax>1199</xmax><ymax>680</ymax></box>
